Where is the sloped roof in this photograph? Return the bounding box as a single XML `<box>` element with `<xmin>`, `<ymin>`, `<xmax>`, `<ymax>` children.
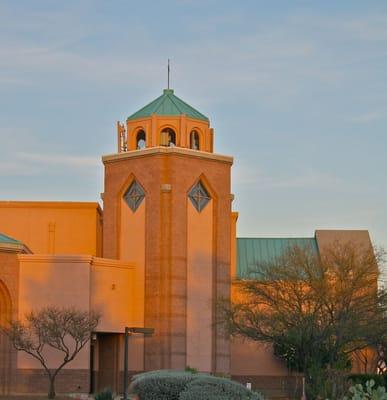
<box><xmin>0</xmin><ymin>232</ymin><xmax>31</xmax><ymax>253</ymax></box>
<box><xmin>237</xmin><ymin>237</ymin><xmax>319</xmax><ymax>279</ymax></box>
<box><xmin>0</xmin><ymin>232</ymin><xmax>22</xmax><ymax>245</ymax></box>
<box><xmin>127</xmin><ymin>89</ymin><xmax>209</xmax><ymax>122</ymax></box>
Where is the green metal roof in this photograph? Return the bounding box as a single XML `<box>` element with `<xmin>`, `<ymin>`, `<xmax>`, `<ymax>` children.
<box><xmin>237</xmin><ymin>237</ymin><xmax>319</xmax><ymax>279</ymax></box>
<box><xmin>0</xmin><ymin>232</ymin><xmax>30</xmax><ymax>253</ymax></box>
<box><xmin>127</xmin><ymin>89</ymin><xmax>209</xmax><ymax>122</ymax></box>
<box><xmin>0</xmin><ymin>232</ymin><xmax>22</xmax><ymax>245</ymax></box>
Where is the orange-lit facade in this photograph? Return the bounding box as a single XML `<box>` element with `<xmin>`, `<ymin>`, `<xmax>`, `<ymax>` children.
<box><xmin>0</xmin><ymin>89</ymin><xmax>376</xmax><ymax>396</ymax></box>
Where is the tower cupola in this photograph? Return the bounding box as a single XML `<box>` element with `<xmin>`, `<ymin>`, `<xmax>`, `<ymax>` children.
<box><xmin>117</xmin><ymin>89</ymin><xmax>214</xmax><ymax>153</ymax></box>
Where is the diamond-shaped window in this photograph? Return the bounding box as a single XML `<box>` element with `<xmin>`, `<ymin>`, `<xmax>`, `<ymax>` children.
<box><xmin>124</xmin><ymin>180</ymin><xmax>145</xmax><ymax>212</ymax></box>
<box><xmin>188</xmin><ymin>181</ymin><xmax>211</xmax><ymax>212</ymax></box>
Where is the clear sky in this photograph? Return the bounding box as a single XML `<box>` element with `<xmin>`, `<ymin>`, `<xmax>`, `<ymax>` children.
<box><xmin>0</xmin><ymin>1</ymin><xmax>386</xmax><ymax>251</ymax></box>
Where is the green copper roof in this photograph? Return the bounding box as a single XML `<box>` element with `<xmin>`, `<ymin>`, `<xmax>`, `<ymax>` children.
<box><xmin>127</xmin><ymin>89</ymin><xmax>209</xmax><ymax>122</ymax></box>
<box><xmin>0</xmin><ymin>232</ymin><xmax>22</xmax><ymax>245</ymax></box>
<box><xmin>237</xmin><ymin>237</ymin><xmax>319</xmax><ymax>279</ymax></box>
<box><xmin>0</xmin><ymin>232</ymin><xmax>30</xmax><ymax>253</ymax></box>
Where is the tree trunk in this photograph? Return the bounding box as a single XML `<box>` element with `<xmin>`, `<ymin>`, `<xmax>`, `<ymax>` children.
<box><xmin>48</xmin><ymin>376</ymin><xmax>56</xmax><ymax>399</ymax></box>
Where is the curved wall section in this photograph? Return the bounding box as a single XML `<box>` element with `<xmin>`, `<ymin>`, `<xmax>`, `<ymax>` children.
<box><xmin>0</xmin><ymin>280</ymin><xmax>12</xmax><ymax>395</ymax></box>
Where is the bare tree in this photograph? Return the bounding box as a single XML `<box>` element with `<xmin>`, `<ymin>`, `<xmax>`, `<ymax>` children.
<box><xmin>5</xmin><ymin>307</ymin><xmax>100</xmax><ymax>399</ymax></box>
<box><xmin>220</xmin><ymin>242</ymin><xmax>387</xmax><ymax>399</ymax></box>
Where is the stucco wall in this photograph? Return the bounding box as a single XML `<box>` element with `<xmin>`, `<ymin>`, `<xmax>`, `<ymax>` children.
<box><xmin>90</xmin><ymin>257</ymin><xmax>136</xmax><ymax>332</ymax></box>
<box><xmin>17</xmin><ymin>254</ymin><xmax>137</xmax><ymax>372</ymax></box>
<box><xmin>0</xmin><ymin>252</ymin><xmax>19</xmax><ymax>322</ymax></box>
<box><xmin>230</xmin><ymin>338</ymin><xmax>288</xmax><ymax>376</ymax></box>
<box><xmin>315</xmin><ymin>229</ymin><xmax>373</xmax><ymax>252</ymax></box>
<box><xmin>119</xmin><ymin>194</ymin><xmax>145</xmax><ymax>328</ymax></box>
<box><xmin>118</xmin><ymin>193</ymin><xmax>146</xmax><ymax>371</ymax></box>
<box><xmin>0</xmin><ymin>251</ymin><xmax>19</xmax><ymax>394</ymax></box>
<box><xmin>186</xmin><ymin>200</ymin><xmax>213</xmax><ymax>371</ymax></box>
<box><xmin>0</xmin><ymin>202</ymin><xmax>102</xmax><ymax>256</ymax></box>
<box><xmin>18</xmin><ymin>255</ymin><xmax>91</xmax><ymax>370</ymax></box>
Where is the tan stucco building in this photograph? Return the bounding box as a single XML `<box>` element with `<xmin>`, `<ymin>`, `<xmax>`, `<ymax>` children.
<box><xmin>0</xmin><ymin>89</ymin><xmax>375</xmax><ymax>396</ymax></box>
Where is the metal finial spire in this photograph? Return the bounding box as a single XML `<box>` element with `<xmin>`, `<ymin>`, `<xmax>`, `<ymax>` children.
<box><xmin>167</xmin><ymin>59</ymin><xmax>170</xmax><ymax>89</ymax></box>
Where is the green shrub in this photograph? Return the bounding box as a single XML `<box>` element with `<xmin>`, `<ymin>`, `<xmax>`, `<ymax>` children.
<box><xmin>185</xmin><ymin>365</ymin><xmax>198</xmax><ymax>374</ymax></box>
<box><xmin>130</xmin><ymin>370</ymin><xmax>202</xmax><ymax>400</ymax></box>
<box><xmin>344</xmin><ymin>380</ymin><xmax>387</xmax><ymax>400</ymax></box>
<box><xmin>349</xmin><ymin>374</ymin><xmax>387</xmax><ymax>389</ymax></box>
<box><xmin>94</xmin><ymin>388</ymin><xmax>114</xmax><ymax>400</ymax></box>
<box><xmin>130</xmin><ymin>370</ymin><xmax>264</xmax><ymax>400</ymax></box>
<box><xmin>179</xmin><ymin>375</ymin><xmax>264</xmax><ymax>400</ymax></box>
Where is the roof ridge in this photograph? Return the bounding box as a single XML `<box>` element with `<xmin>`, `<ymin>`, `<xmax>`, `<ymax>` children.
<box><xmin>154</xmin><ymin>91</ymin><xmax>175</xmax><ymax>114</ymax></box>
<box><xmin>167</xmin><ymin>91</ymin><xmax>185</xmax><ymax>114</ymax></box>
<box><xmin>170</xmin><ymin>92</ymin><xmax>209</xmax><ymax>120</ymax></box>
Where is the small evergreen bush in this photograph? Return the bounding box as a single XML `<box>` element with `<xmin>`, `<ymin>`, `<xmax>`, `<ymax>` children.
<box><xmin>179</xmin><ymin>375</ymin><xmax>264</xmax><ymax>400</ymax></box>
<box><xmin>130</xmin><ymin>370</ymin><xmax>264</xmax><ymax>400</ymax></box>
<box><xmin>94</xmin><ymin>388</ymin><xmax>114</xmax><ymax>400</ymax></box>
<box><xmin>130</xmin><ymin>370</ymin><xmax>202</xmax><ymax>400</ymax></box>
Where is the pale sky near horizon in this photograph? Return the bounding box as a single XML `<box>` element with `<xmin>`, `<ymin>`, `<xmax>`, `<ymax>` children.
<box><xmin>0</xmin><ymin>1</ymin><xmax>386</xmax><ymax>253</ymax></box>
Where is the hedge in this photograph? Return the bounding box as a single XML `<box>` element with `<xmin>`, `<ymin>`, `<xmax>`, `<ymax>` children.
<box><xmin>130</xmin><ymin>370</ymin><xmax>201</xmax><ymax>400</ymax></box>
<box><xmin>130</xmin><ymin>370</ymin><xmax>263</xmax><ymax>400</ymax></box>
<box><xmin>179</xmin><ymin>375</ymin><xmax>264</xmax><ymax>400</ymax></box>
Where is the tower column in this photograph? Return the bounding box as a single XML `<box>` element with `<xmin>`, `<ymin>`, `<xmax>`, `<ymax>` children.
<box><xmin>103</xmin><ymin>88</ymin><xmax>233</xmax><ymax>373</ymax></box>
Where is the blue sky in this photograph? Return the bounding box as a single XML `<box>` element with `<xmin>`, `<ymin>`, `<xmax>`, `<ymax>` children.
<box><xmin>0</xmin><ymin>1</ymin><xmax>386</xmax><ymax>252</ymax></box>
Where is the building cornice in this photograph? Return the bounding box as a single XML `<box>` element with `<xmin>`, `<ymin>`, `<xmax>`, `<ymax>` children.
<box><xmin>18</xmin><ymin>254</ymin><xmax>93</xmax><ymax>263</ymax></box>
<box><xmin>102</xmin><ymin>146</ymin><xmax>233</xmax><ymax>165</ymax></box>
<box><xmin>17</xmin><ymin>254</ymin><xmax>135</xmax><ymax>269</ymax></box>
<box><xmin>0</xmin><ymin>201</ymin><xmax>102</xmax><ymax>214</ymax></box>
<box><xmin>126</xmin><ymin>114</ymin><xmax>210</xmax><ymax>127</ymax></box>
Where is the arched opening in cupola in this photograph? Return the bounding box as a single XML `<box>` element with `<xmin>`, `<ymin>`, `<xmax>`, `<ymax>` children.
<box><xmin>160</xmin><ymin>128</ymin><xmax>176</xmax><ymax>147</ymax></box>
<box><xmin>190</xmin><ymin>130</ymin><xmax>200</xmax><ymax>150</ymax></box>
<box><xmin>136</xmin><ymin>130</ymin><xmax>146</xmax><ymax>149</ymax></box>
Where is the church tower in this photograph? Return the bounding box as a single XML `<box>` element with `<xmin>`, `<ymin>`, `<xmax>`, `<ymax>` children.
<box><xmin>102</xmin><ymin>88</ymin><xmax>233</xmax><ymax>373</ymax></box>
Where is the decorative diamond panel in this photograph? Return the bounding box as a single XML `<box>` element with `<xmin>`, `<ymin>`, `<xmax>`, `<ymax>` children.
<box><xmin>188</xmin><ymin>181</ymin><xmax>211</xmax><ymax>212</ymax></box>
<box><xmin>124</xmin><ymin>180</ymin><xmax>145</xmax><ymax>212</ymax></box>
